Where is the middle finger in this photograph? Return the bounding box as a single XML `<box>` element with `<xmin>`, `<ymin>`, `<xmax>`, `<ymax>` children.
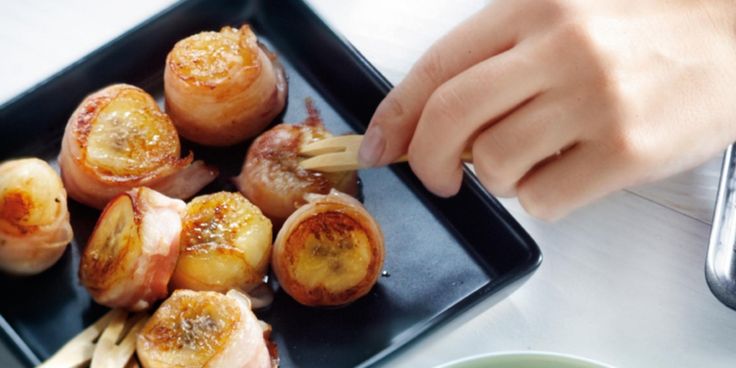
<box><xmin>471</xmin><ymin>92</ymin><xmax>581</xmax><ymax>196</ymax></box>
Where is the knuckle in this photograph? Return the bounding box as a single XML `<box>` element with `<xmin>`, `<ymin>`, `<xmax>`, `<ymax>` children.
<box><xmin>554</xmin><ymin>20</ymin><xmax>595</xmax><ymax>50</ymax></box>
<box><xmin>473</xmin><ymin>134</ymin><xmax>512</xmax><ymax>176</ymax></box>
<box><xmin>424</xmin><ymin>85</ymin><xmax>465</xmax><ymax>127</ymax></box>
<box><xmin>415</xmin><ymin>47</ymin><xmax>448</xmax><ymax>86</ymax></box>
<box><xmin>473</xmin><ymin>164</ymin><xmax>514</xmax><ymax>197</ymax></box>
<box><xmin>474</xmin><ymin>62</ymin><xmax>508</xmax><ymax>91</ymax></box>
<box><xmin>591</xmin><ymin>70</ymin><xmax>622</xmax><ymax>102</ymax></box>
<box><xmin>471</xmin><ymin>138</ymin><xmax>515</xmax><ymax>194</ymax></box>
<box><xmin>534</xmin><ymin>0</ymin><xmax>576</xmax><ymax>23</ymax></box>
<box><xmin>407</xmin><ymin>141</ymin><xmax>434</xmax><ymax>183</ymax></box>
<box><xmin>408</xmin><ymin>164</ymin><xmax>453</xmax><ymax>198</ymax></box>
<box><xmin>406</xmin><ymin>141</ymin><xmax>422</xmax><ymax>168</ymax></box>
<box><xmin>549</xmin><ymin>20</ymin><xmax>618</xmax><ymax>91</ymax></box>
<box><xmin>408</xmin><ymin>139</ymin><xmax>462</xmax><ymax>198</ymax></box>
<box><xmin>375</xmin><ymin>93</ymin><xmax>406</xmax><ymax>122</ymax></box>
<box><xmin>517</xmin><ymin>185</ymin><xmax>561</xmax><ymax>221</ymax></box>
<box><xmin>604</xmin><ymin>125</ymin><xmax>651</xmax><ymax>166</ymax></box>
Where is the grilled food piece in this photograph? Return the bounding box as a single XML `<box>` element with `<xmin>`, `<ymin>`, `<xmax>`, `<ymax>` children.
<box><xmin>137</xmin><ymin>289</ymin><xmax>276</xmax><ymax>368</ymax></box>
<box><xmin>0</xmin><ymin>158</ymin><xmax>73</xmax><ymax>275</ymax></box>
<box><xmin>164</xmin><ymin>24</ymin><xmax>287</xmax><ymax>146</ymax></box>
<box><xmin>170</xmin><ymin>192</ymin><xmax>272</xmax><ymax>293</ymax></box>
<box><xmin>79</xmin><ymin>187</ymin><xmax>185</xmax><ymax>311</ymax></box>
<box><xmin>59</xmin><ymin>84</ymin><xmax>217</xmax><ymax>209</ymax></box>
<box><xmin>272</xmin><ymin>189</ymin><xmax>384</xmax><ymax>306</ymax></box>
<box><xmin>235</xmin><ymin>105</ymin><xmax>358</xmax><ymax>225</ymax></box>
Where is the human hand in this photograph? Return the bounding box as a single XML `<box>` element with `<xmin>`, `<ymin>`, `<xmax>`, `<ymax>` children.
<box><xmin>358</xmin><ymin>0</ymin><xmax>736</xmax><ymax>220</ymax></box>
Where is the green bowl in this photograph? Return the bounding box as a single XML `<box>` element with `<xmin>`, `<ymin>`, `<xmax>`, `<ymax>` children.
<box><xmin>434</xmin><ymin>351</ymin><xmax>613</xmax><ymax>368</ymax></box>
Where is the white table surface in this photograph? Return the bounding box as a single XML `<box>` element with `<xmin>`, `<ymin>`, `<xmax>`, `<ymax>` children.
<box><xmin>1</xmin><ymin>1</ymin><xmax>734</xmax><ymax>367</ymax></box>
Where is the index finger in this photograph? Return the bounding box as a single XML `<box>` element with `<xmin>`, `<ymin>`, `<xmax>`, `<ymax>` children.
<box><xmin>358</xmin><ymin>1</ymin><xmax>522</xmax><ymax>167</ymax></box>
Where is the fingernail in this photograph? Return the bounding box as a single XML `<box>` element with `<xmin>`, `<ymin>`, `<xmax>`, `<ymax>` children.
<box><xmin>358</xmin><ymin>125</ymin><xmax>385</xmax><ymax>167</ymax></box>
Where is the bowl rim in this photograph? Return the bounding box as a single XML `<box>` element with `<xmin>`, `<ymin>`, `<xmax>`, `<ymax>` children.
<box><xmin>433</xmin><ymin>350</ymin><xmax>615</xmax><ymax>368</ymax></box>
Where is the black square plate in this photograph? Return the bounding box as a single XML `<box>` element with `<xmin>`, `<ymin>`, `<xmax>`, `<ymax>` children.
<box><xmin>0</xmin><ymin>0</ymin><xmax>542</xmax><ymax>367</ymax></box>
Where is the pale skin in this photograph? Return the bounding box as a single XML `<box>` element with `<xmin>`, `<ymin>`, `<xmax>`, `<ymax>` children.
<box><xmin>357</xmin><ymin>0</ymin><xmax>736</xmax><ymax>221</ymax></box>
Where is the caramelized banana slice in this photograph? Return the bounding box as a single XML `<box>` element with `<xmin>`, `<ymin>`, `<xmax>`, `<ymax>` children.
<box><xmin>137</xmin><ymin>289</ymin><xmax>275</xmax><ymax>368</ymax></box>
<box><xmin>59</xmin><ymin>84</ymin><xmax>218</xmax><ymax>209</ymax></box>
<box><xmin>170</xmin><ymin>192</ymin><xmax>272</xmax><ymax>293</ymax></box>
<box><xmin>0</xmin><ymin>158</ymin><xmax>73</xmax><ymax>275</ymax></box>
<box><xmin>235</xmin><ymin>104</ymin><xmax>358</xmax><ymax>225</ymax></box>
<box><xmin>272</xmin><ymin>189</ymin><xmax>384</xmax><ymax>307</ymax></box>
<box><xmin>79</xmin><ymin>187</ymin><xmax>185</xmax><ymax>311</ymax></box>
<box><xmin>164</xmin><ymin>24</ymin><xmax>287</xmax><ymax>146</ymax></box>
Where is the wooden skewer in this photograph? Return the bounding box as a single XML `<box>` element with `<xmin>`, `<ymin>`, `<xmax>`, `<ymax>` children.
<box><xmin>38</xmin><ymin>309</ymin><xmax>147</xmax><ymax>368</ymax></box>
<box><xmin>37</xmin><ymin>309</ymin><xmax>119</xmax><ymax>368</ymax></box>
<box><xmin>91</xmin><ymin>312</ymin><xmax>147</xmax><ymax>368</ymax></box>
<box><xmin>299</xmin><ymin>134</ymin><xmax>473</xmax><ymax>172</ymax></box>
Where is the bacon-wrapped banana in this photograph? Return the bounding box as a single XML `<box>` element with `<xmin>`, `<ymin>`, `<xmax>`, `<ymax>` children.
<box><xmin>235</xmin><ymin>108</ymin><xmax>358</xmax><ymax>225</ymax></box>
<box><xmin>137</xmin><ymin>289</ymin><xmax>276</xmax><ymax>368</ymax></box>
<box><xmin>59</xmin><ymin>84</ymin><xmax>217</xmax><ymax>209</ymax></box>
<box><xmin>0</xmin><ymin>158</ymin><xmax>73</xmax><ymax>275</ymax></box>
<box><xmin>272</xmin><ymin>189</ymin><xmax>384</xmax><ymax>307</ymax></box>
<box><xmin>170</xmin><ymin>192</ymin><xmax>272</xmax><ymax>294</ymax></box>
<box><xmin>79</xmin><ymin>187</ymin><xmax>185</xmax><ymax>311</ymax></box>
<box><xmin>164</xmin><ymin>24</ymin><xmax>287</xmax><ymax>146</ymax></box>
